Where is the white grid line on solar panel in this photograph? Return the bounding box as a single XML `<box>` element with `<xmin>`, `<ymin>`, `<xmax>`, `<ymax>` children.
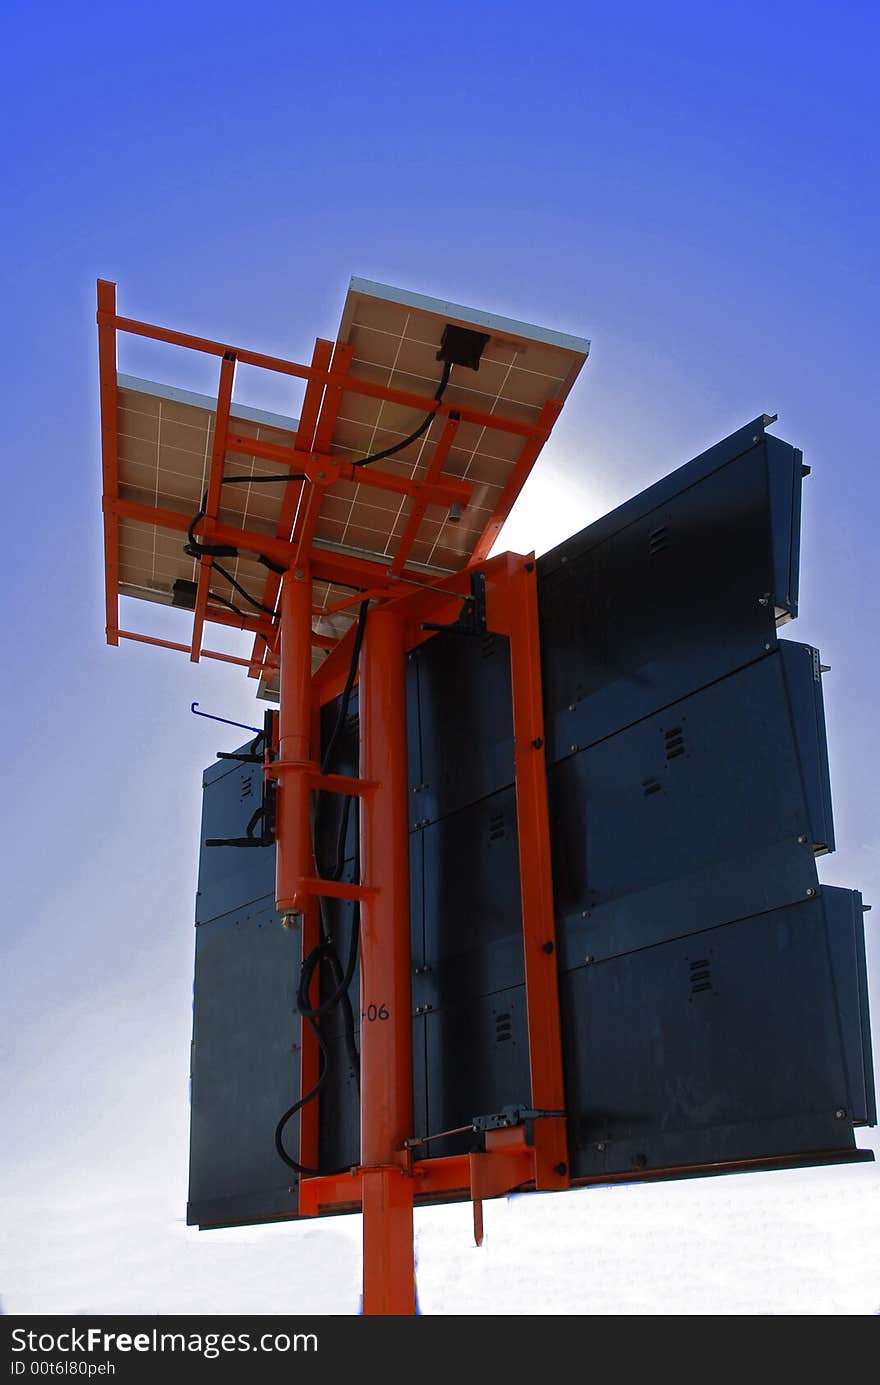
<box><xmin>324</xmin><ymin>432</ymin><xmax>517</xmax><ymax>491</ymax></box>
<box><xmin>382</xmin><ymin>419</ymin><xmax>443</xmax><ymax>560</ymax></box>
<box><xmin>337</xmin><ymin>316</ymin><xmax>520</xmax><ymax>563</ymax></box>
<box><xmin>315</xmin><ymin>503</ymin><xmax>493</xmax><ymax>550</ymax></box>
<box><xmin>316</xmin><ymin>516</ymin><xmax>494</xmax><ymax>553</ymax></box>
<box><xmin>343</xmin><ymin>364</ymin><xmax>562</xmax><ymax>414</ymax></box>
<box><xmin>425</xmin><ymin>351</ymin><xmax>519</xmax><ymax>567</ymax></box>
<box><xmin>118</xmin><ymin>437</ymin><xmax>294</xmax><ymax>491</ymax></box>
<box><xmin>348</xmin><ymin>321</ymin><xmax>570</xmax><ymax>387</ymax></box>
<box><xmin>317</xmin><ymin>484</ymin><xmax>499</xmax><ymax>520</ymax></box>
<box><xmin>313</xmin><ymin>579</ymin><xmax>344</xmax><ymax>617</ymax></box>
<box><xmin>338</xmin><ymin>312</ymin><xmax>412</xmax><ymax>552</ymax></box>
<box><xmin>119</xmin><ymin>405</ymin><xmax>521</xmax><ymax>482</ymax></box>
<box><xmin>309</xmin><ymin>534</ymin><xmax>457</xmax><ymax>575</ymax></box>
<box><xmin>118</xmin><ymin>548</ymin><xmax>194</xmax><ymax>592</ymax></box>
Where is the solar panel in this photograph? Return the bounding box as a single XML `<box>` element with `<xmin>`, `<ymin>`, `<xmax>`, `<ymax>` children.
<box><xmin>103</xmin><ymin>279</ymin><xmax>589</xmax><ymax>696</ymax></box>
<box><xmin>329</xmin><ymin>279</ymin><xmax>589</xmax><ymax>573</ymax></box>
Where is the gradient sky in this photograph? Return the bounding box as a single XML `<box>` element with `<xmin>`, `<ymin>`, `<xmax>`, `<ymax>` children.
<box><xmin>2</xmin><ymin>0</ymin><xmax>878</xmax><ymax>1315</ymax></box>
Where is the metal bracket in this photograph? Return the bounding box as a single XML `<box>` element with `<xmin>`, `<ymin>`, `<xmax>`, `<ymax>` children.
<box><xmin>472</xmin><ymin>1104</ymin><xmax>566</xmax><ymax>1134</ymax></box>
<box><xmin>205</xmin><ymin>711</ymin><xmax>278</xmax><ymax>848</ymax></box>
<box><xmin>421</xmin><ymin>571</ymin><xmax>487</xmax><ymax>637</ymax></box>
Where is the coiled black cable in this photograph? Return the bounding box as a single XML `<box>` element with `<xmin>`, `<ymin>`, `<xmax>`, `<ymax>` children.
<box><xmin>274</xmin><ymin>600</ymin><xmax>370</xmax><ymax>1177</ymax></box>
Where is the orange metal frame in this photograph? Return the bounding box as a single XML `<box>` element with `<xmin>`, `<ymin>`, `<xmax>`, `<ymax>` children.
<box><xmin>97</xmin><ymin>281</ymin><xmax>570</xmax><ymax>1316</ymax></box>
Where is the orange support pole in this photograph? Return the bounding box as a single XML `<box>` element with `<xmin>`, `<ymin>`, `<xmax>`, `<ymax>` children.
<box><xmin>358</xmin><ymin>605</ymin><xmax>416</xmax><ymax>1315</ymax></box>
<box><xmin>275</xmin><ymin>564</ymin><xmax>315</xmax><ymax>918</ymax></box>
<box><xmin>96</xmin><ymin>280</ymin><xmax>120</xmax><ymax>646</ymax></box>
<box><xmin>492</xmin><ymin>555</ymin><xmax>569</xmax><ymax>1190</ymax></box>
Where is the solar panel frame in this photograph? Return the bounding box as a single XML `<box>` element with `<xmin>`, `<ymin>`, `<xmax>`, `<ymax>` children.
<box><xmin>100</xmin><ymin>277</ymin><xmax>589</xmax><ymax>693</ymax></box>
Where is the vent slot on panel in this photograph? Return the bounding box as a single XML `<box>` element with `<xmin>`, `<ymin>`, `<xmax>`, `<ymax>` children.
<box><xmin>648</xmin><ymin>523</ymin><xmax>670</xmax><ymax>558</ymax></box>
<box><xmin>480</xmin><ymin>633</ymin><xmax>497</xmax><ymax>660</ymax></box>
<box><xmin>240</xmin><ymin>774</ymin><xmax>254</xmax><ymax>802</ymax></box>
<box><xmin>488</xmin><ymin>811</ymin><xmax>507</xmax><ymax>842</ymax></box>
<box><xmin>642</xmin><ymin>777</ymin><xmax>662</xmax><ymax>797</ymax></box>
<box><xmin>664</xmin><ymin>725</ymin><xmax>686</xmax><ymax>761</ymax></box>
<box><xmin>689</xmin><ymin>958</ymin><xmax>713</xmax><ymax>995</ymax></box>
<box><xmin>495</xmin><ymin>1012</ymin><xmax>513</xmax><ymax>1043</ymax></box>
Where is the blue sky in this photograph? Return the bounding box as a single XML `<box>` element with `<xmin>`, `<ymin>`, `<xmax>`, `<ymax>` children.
<box><xmin>2</xmin><ymin>0</ymin><xmax>878</xmax><ymax>1314</ymax></box>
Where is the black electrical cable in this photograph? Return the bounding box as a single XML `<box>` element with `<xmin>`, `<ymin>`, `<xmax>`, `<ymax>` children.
<box><xmin>274</xmin><ymin>600</ymin><xmax>370</xmax><ymax>1177</ymax></box>
<box><xmin>206</xmin><ymin>590</ymin><xmax>247</xmax><ymax>619</ymax></box>
<box><xmin>222</xmin><ymin>470</ymin><xmax>307</xmax><ymax>484</ymax></box>
<box><xmin>211</xmin><ymin>560</ymin><xmax>278</xmax><ymax>619</ymax></box>
<box><xmin>350</xmin><ymin>359</ymin><xmax>451</xmax><ymax>469</ymax></box>
<box><xmin>186</xmin><ymin>357</ymin><xmax>452</xmax><ymax>594</ymax></box>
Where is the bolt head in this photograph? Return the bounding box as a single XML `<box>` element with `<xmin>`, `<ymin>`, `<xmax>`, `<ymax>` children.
<box><xmin>835</xmin><ymin>1109</ymin><xmax>847</xmax><ymax>1120</ymax></box>
<box><xmin>596</xmin><ymin>1142</ymin><xmax>605</xmax><ymax>1152</ymax></box>
<box><xmin>806</xmin><ymin>887</ymin><xmax>816</xmax><ymax>897</ymax></box>
<box><xmin>798</xmin><ymin>835</ymin><xmax>808</xmax><ymax>844</ymax></box>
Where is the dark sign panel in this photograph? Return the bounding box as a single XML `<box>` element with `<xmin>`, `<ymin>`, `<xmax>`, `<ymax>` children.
<box><xmin>187</xmin><ymin>418</ymin><xmax>874</xmax><ymax>1229</ymax></box>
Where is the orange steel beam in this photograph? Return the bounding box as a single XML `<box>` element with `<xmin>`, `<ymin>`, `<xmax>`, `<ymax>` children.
<box><xmin>100</xmin><ymin>307</ymin><xmax>539</xmax><ymax>439</ymax></box>
<box><xmin>311</xmin><ymin>341</ymin><xmax>352</xmax><ymax>461</ymax></box>
<box><xmin>298</xmin><ymin>698</ymin><xmax>324</xmax><ymax>1173</ymax></box>
<box><xmin>191</xmin><ymin>352</ymin><xmax>237</xmax><ymax>662</ymax></box>
<box><xmin>299</xmin><ymin>1136</ymin><xmax>536</xmax><ymax>1217</ymax></box>
<box><xmin>103</xmin><ymin>496</ymin><xmax>438</xmax><ymax>595</ymax></box>
<box><xmin>486</xmin><ymin>554</ymin><xmax>569</xmax><ymax>1190</ymax></box>
<box><xmin>97</xmin><ymin>280</ymin><xmax>120</xmax><ymax>645</ymax></box>
<box><xmin>293</xmin><ymin>482</ymin><xmax>328</xmax><ymax>571</ymax></box>
<box><xmin>299</xmin><ymin>1143</ymin><xmax>864</xmax><ymax>1217</ymax></box>
<box><xmin>318</xmin><ymin>586</ymin><xmax>387</xmax><ymax>619</ymax></box>
<box><xmin>117</xmin><ymin>630</ymin><xmax>253</xmax><ymax>668</ymax></box>
<box><xmin>471</xmin><ymin>397</ymin><xmax>563</xmax><ymax>564</ymax></box>
<box><xmin>311</xmin><ymin>621</ymin><xmax>361</xmax><ymax>705</ymax></box>
<box><xmin>275</xmin><ymin>565</ymin><xmax>315</xmax><ymax>919</ymax></box>
<box><xmin>390</xmin><ymin>412</ymin><xmax>461</xmax><ymax>575</ymax></box>
<box><xmin>247</xmin><ymin>337</ymin><xmax>333</xmax><ymax>680</ymax></box>
<box><xmin>358</xmin><ymin>605</ymin><xmax>415</xmax><ymax>1314</ymax></box>
<box><xmin>223</xmin><ymin>431</ymin><xmax>473</xmax><ymax>510</ymax></box>
<box><xmin>308</xmin><ymin>771</ymin><xmax>377</xmax><ymax>797</ymax></box>
<box><xmin>361</xmin><ymin>1170</ymin><xmax>415</xmax><ymax>1316</ymax></box>
<box><xmin>293</xmin><ymin>878</ymin><xmax>379</xmax><ymax>902</ymax></box>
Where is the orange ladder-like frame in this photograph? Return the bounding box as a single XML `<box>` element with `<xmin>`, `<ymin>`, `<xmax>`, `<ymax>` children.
<box><xmin>285</xmin><ymin>552</ymin><xmax>569</xmax><ymax>1316</ymax></box>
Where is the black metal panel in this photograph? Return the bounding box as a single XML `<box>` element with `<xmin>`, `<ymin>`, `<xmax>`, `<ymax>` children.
<box><xmin>188</xmin><ymin>418</ymin><xmax>873</xmax><ymax>1231</ymax></box>
<box><xmin>549</xmin><ymin>641</ymin><xmax>832</xmax><ymax>969</ymax></box>
<box><xmin>195</xmin><ymin>754</ymin><xmax>275</xmax><ymax>924</ymax></box>
<box><xmin>560</xmin><ymin>894</ymin><xmax>860</xmax><ymax>1179</ymax></box>
<box><xmin>421</xmin><ymin>985</ymin><xmax>531</xmax><ymax>1158</ymax></box>
<box><xmin>416</xmin><ymin>786</ymin><xmax>524</xmax><ymax>1012</ymax></box>
<box><xmin>782</xmin><ymin>642</ymin><xmax>835</xmax><ymax>853</ymax></box>
<box><xmin>410</xmin><ymin>628</ymin><xmax>513</xmax><ymax>826</ymax></box>
<box><xmin>824</xmin><ymin>887</ymin><xmax>876</xmax><ymax>1126</ymax></box>
<box><xmin>315</xmin><ymin>690</ymin><xmax>360</xmax><ymax>871</ymax></box>
<box><xmin>537</xmin><ymin>420</ymin><xmax>803</xmax><ymax>765</ymax></box>
<box><xmin>188</xmin><ymin>895</ymin><xmax>299</xmax><ymax>1228</ymax></box>
<box><xmin>317</xmin><ymin>1031</ymin><xmax>361</xmax><ymax>1173</ymax></box>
